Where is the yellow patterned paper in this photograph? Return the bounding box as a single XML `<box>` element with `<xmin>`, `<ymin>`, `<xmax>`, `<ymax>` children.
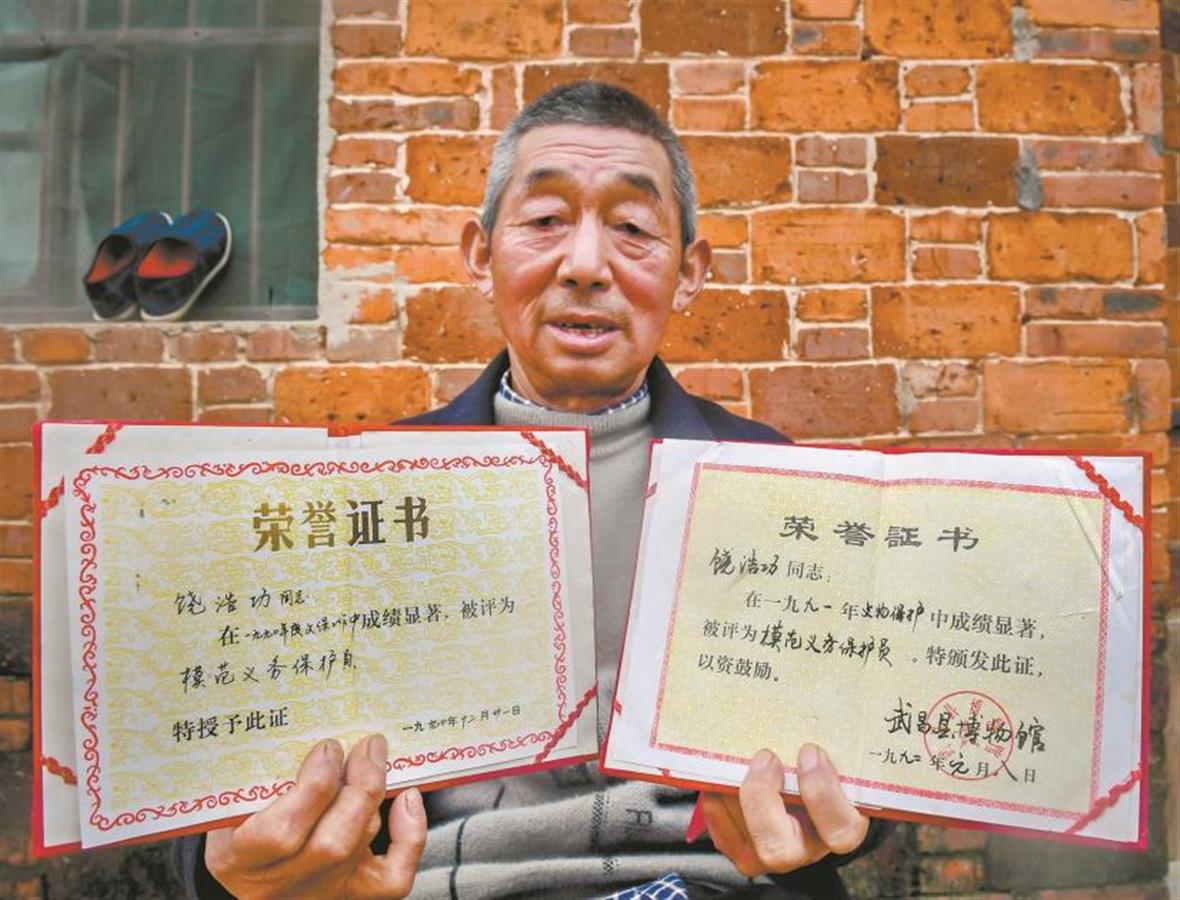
<box><xmin>654</xmin><ymin>465</ymin><xmax>1108</xmax><ymax>816</ymax></box>
<box><xmin>84</xmin><ymin>458</ymin><xmax>568</xmax><ymax>818</ymax></box>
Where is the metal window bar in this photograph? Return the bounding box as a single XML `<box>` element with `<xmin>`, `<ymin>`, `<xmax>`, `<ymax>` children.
<box><xmin>0</xmin><ymin>0</ymin><xmax>318</xmax><ymax>323</ymax></box>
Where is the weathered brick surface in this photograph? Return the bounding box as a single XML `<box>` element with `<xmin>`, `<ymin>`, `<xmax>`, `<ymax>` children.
<box><xmin>977</xmin><ymin>64</ymin><xmax>1125</xmax><ymax>135</ymax></box>
<box><xmin>641</xmin><ymin>0</ymin><xmax>786</xmax><ymax>56</ymax></box>
<box><xmin>524</xmin><ymin>64</ymin><xmax>670</xmax><ymax>117</ymax></box>
<box><xmin>865</xmin><ymin>0</ymin><xmax>1012</xmax><ymax>58</ymax></box>
<box><xmin>988</xmin><ymin>213</ymin><xmax>1133</xmax><ymax>283</ymax></box>
<box><xmin>21</xmin><ymin>329</ymin><xmax>89</xmax><ymax>364</ymax></box>
<box><xmin>404</xmin><ymin>0</ymin><xmax>561</xmax><ymax>60</ymax></box>
<box><xmin>797</xmin><ymin>289</ymin><xmax>867</xmax><ymax>322</ymax></box>
<box><xmin>750</xmin><ymin>364</ymin><xmax>900</xmax><ymax>438</ymax></box>
<box><xmin>873</xmin><ymin>286</ymin><xmax>1020</xmax><ymax>358</ymax></box>
<box><xmin>752</xmin><ymin>209</ymin><xmax>905</xmax><ymax>284</ymax></box>
<box><xmin>273</xmin><ymin>366</ymin><xmax>430</xmax><ymax>424</ymax></box>
<box><xmin>403</xmin><ymin>288</ymin><xmax>504</xmax><ymax>363</ymax></box>
<box><xmin>661</xmin><ymin>290</ymin><xmax>787</xmax><ymax>362</ymax></box>
<box><xmin>983</xmin><ymin>361</ymin><xmax>1132</xmax><ymax>433</ymax></box>
<box><xmin>877</xmin><ymin>137</ymin><xmax>1019</xmax><ymax>208</ymax></box>
<box><xmin>47</xmin><ymin>368</ymin><xmax>193</xmax><ymax>421</ymax></box>
<box><xmin>751</xmin><ymin>61</ymin><xmax>900</xmax><ymax>132</ymax></box>
<box><xmin>682</xmin><ymin>136</ymin><xmax>792</xmax><ymax>207</ymax></box>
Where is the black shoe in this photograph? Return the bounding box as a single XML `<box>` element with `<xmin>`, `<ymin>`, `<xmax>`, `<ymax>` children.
<box><xmin>82</xmin><ymin>211</ymin><xmax>172</xmax><ymax>321</ymax></box>
<box><xmin>136</xmin><ymin>210</ymin><xmax>232</xmax><ymax>322</ymax></box>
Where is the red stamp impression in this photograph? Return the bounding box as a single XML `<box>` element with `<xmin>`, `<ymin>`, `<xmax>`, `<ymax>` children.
<box><xmin>922</xmin><ymin>690</ymin><xmax>1015</xmax><ymax>781</ymax></box>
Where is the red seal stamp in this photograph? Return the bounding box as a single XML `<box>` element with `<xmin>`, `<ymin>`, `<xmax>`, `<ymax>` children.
<box><xmin>922</xmin><ymin>690</ymin><xmax>1015</xmax><ymax>781</ymax></box>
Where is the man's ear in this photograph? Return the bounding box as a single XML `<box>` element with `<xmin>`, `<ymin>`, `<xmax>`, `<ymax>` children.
<box><xmin>461</xmin><ymin>219</ymin><xmax>494</xmax><ymax>299</ymax></box>
<box><xmin>672</xmin><ymin>238</ymin><xmax>712</xmax><ymax>313</ymax></box>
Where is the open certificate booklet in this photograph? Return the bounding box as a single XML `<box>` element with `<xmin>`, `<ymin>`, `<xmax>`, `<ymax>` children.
<box><xmin>33</xmin><ymin>422</ymin><xmax>597</xmax><ymax>853</ymax></box>
<box><xmin>603</xmin><ymin>440</ymin><xmax>1149</xmax><ymax>849</ymax></box>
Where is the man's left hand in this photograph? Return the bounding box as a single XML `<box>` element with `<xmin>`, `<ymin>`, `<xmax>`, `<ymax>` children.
<box><xmin>700</xmin><ymin>743</ymin><xmax>869</xmax><ymax>877</ymax></box>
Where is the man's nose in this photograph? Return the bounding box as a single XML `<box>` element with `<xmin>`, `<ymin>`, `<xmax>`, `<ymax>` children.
<box><xmin>557</xmin><ymin>216</ymin><xmax>611</xmax><ymax>292</ymax></box>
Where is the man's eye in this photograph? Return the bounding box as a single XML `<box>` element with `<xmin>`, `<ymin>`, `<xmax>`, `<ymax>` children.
<box><xmin>530</xmin><ymin>215</ymin><xmax>560</xmax><ymax>228</ymax></box>
<box><xmin>618</xmin><ymin>221</ymin><xmax>646</xmax><ymax>237</ymax></box>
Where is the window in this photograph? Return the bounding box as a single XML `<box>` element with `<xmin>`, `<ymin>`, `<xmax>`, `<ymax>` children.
<box><xmin>0</xmin><ymin>0</ymin><xmax>320</xmax><ymax>322</ymax></box>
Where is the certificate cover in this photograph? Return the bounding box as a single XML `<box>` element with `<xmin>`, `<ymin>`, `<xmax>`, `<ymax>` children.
<box><xmin>33</xmin><ymin>421</ymin><xmax>596</xmax><ymax>854</ymax></box>
<box><xmin>602</xmin><ymin>439</ymin><xmax>1148</xmax><ymax>850</ymax></box>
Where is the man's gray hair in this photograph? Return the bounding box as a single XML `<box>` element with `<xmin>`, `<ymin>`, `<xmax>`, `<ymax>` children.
<box><xmin>480</xmin><ymin>81</ymin><xmax>698</xmax><ymax>247</ymax></box>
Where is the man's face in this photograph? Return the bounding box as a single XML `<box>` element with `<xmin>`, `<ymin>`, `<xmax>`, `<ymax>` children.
<box><xmin>463</xmin><ymin>124</ymin><xmax>710</xmax><ymax>412</ymax></box>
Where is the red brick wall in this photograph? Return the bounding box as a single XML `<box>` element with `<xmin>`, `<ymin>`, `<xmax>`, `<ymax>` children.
<box><xmin>0</xmin><ymin>0</ymin><xmax>1174</xmax><ymax>896</ymax></box>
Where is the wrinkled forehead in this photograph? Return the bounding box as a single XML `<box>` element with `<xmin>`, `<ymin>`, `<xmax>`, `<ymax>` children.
<box><xmin>508</xmin><ymin>124</ymin><xmax>676</xmax><ymax>201</ymax></box>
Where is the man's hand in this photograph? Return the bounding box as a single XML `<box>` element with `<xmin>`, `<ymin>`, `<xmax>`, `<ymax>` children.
<box><xmin>205</xmin><ymin>734</ymin><xmax>426</xmax><ymax>899</ymax></box>
<box><xmin>700</xmin><ymin>743</ymin><xmax>869</xmax><ymax>877</ymax></box>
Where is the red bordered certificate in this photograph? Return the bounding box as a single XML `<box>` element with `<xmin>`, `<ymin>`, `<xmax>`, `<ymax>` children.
<box><xmin>34</xmin><ymin>422</ymin><xmax>596</xmax><ymax>853</ymax></box>
<box><xmin>602</xmin><ymin>439</ymin><xmax>1149</xmax><ymax>849</ymax></box>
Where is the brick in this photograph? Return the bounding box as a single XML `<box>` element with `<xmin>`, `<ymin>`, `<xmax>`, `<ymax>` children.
<box><xmin>792</xmin><ymin>0</ymin><xmax>858</xmax><ymax>19</ymax></box>
<box><xmin>870</xmin><ymin>434</ymin><xmax>1013</xmax><ymax>451</ymax></box>
<box><xmin>792</xmin><ymin>22</ymin><xmax>862</xmax><ymax>56</ymax></box>
<box><xmin>47</xmin><ymin>368</ymin><xmax>192</xmax><ymax>421</ymax></box>
<box><xmin>661</xmin><ymin>289</ymin><xmax>787</xmax><ymax>362</ymax></box>
<box><xmin>919</xmin><ymin>855</ymin><xmax>984</xmax><ymax>894</ymax></box>
<box><xmin>697</xmin><ymin>214</ymin><xmax>748</xmax><ymax>248</ymax></box>
<box><xmin>405</xmin><ymin>0</ymin><xmax>561</xmax><ymax>60</ymax></box>
<box><xmin>92</xmin><ymin>326</ymin><xmax>165</xmax><ymax>362</ymax></box>
<box><xmin>0</xmin><ymin>524</ymin><xmax>32</xmax><ymax>558</ymax></box>
<box><xmin>752</xmin><ymin>208</ymin><xmax>905</xmax><ymax>284</ymax></box>
<box><xmin>709</xmin><ymin>250</ymin><xmax>747</xmax><ymax>284</ymax></box>
<box><xmin>1027</xmin><ymin>139</ymin><xmax>1163</xmax><ymax>173</ymax></box>
<box><xmin>197</xmin><ymin>406</ymin><xmax>272</xmax><ymax>424</ymax></box>
<box><xmin>334</xmin><ymin>0</ymin><xmax>398</xmax><ymax>16</ymax></box>
<box><xmin>1136</xmin><ymin>210</ymin><xmax>1165</xmax><ymax>284</ymax></box>
<box><xmin>795</xmin><ymin>136</ymin><xmax>867</xmax><ymax>168</ymax></box>
<box><xmin>751</xmin><ymin>61</ymin><xmax>899</xmax><ymax>132</ymax></box>
<box><xmin>903</xmin><ymin>361</ymin><xmax>978</xmax><ymax>398</ymax></box>
<box><xmin>905</xmin><ymin>65</ymin><xmax>971</xmax><ymax>97</ymax></box>
<box><xmin>909</xmin><ymin>398</ymin><xmax>979</xmax><ymax>434</ymax></box>
<box><xmin>273</xmin><ymin>366</ymin><xmax>431</xmax><ymax>425</ymax></box>
<box><xmin>1027</xmin><ymin>323</ymin><xmax>1166</xmax><ymax>358</ymax></box>
<box><xmin>641</xmin><ymin>0</ymin><xmax>786</xmax><ymax>56</ymax></box>
<box><xmin>987</xmin><ymin>213</ymin><xmax>1133</xmax><ymax>283</ymax></box>
<box><xmin>0</xmin><ymin>369</ymin><xmax>38</xmax><ymax>402</ymax></box>
<box><xmin>672</xmin><ymin>61</ymin><xmax>746</xmax><ymax>95</ymax></box>
<box><xmin>750</xmin><ymin>364</ymin><xmax>900</xmax><ymax>439</ymax></box>
<box><xmin>903</xmin><ymin>101</ymin><xmax>974</xmax><ymax>132</ymax></box>
<box><xmin>876</xmin><ymin>136</ymin><xmax>1018</xmax><ymax>207</ymax></box>
<box><xmin>671</xmin><ymin>97</ymin><xmax>746</xmax><ymax>132</ymax></box>
<box><xmin>796</xmin><ymin>326</ymin><xmax>869</xmax><ymax>360</ymax></box>
<box><xmin>912</xmin><ymin>246</ymin><xmax>982</xmax><ymax>280</ymax></box>
<box><xmin>1033</xmin><ymin>28</ymin><xmax>1159</xmax><ymax>61</ymax></box>
<box><xmin>1132</xmin><ymin>64</ymin><xmax>1162</xmax><ymax>136</ymax></box>
<box><xmin>864</xmin><ymin>0</ymin><xmax>1011</xmax><ymax>58</ymax></box>
<box><xmin>0</xmin><ymin>677</ymin><xmax>30</xmax><ymax>714</ymax></box>
<box><xmin>1040</xmin><ymin>174</ymin><xmax>1163</xmax><ymax>210</ymax></box>
<box><xmin>490</xmin><ymin>66</ymin><xmax>518</xmax><ymax>130</ymax></box>
<box><xmin>797</xmin><ymin>289</ymin><xmax>867</xmax><ymax>322</ymax></box>
<box><xmin>0</xmin><ymin>329</ymin><xmax>14</xmax><ymax>362</ymax></box>
<box><xmin>328</xmin><ymin>98</ymin><xmax>479</xmax><ymax>133</ymax></box>
<box><xmin>349</xmin><ymin>289</ymin><xmax>398</xmax><ymax>325</ymax></box>
<box><xmin>0</xmin><ymin>407</ymin><xmax>36</xmax><ymax>444</ymax></box>
<box><xmin>1025</xmin><ymin>287</ymin><xmax>1165</xmax><ymax>320</ymax></box>
<box><xmin>1022</xmin><ymin>432</ymin><xmax>1168</xmax><ymax>466</ymax></box>
<box><xmin>569</xmin><ymin>27</ymin><xmax>636</xmax><ymax>58</ymax></box>
<box><xmin>0</xmin><ymin>717</ymin><xmax>30</xmax><ymax>750</ymax></box>
<box><xmin>198</xmin><ymin>366</ymin><xmax>267</xmax><ymax>405</ymax></box>
<box><xmin>797</xmin><ymin>170</ymin><xmax>868</xmax><ymax>204</ymax></box>
<box><xmin>331</xmin><ymin>21</ymin><xmax>402</xmax><ymax>57</ymax></box>
<box><xmin>325</xmin><ymin>328</ymin><xmax>400</xmax><ymax>363</ymax></box>
<box><xmin>0</xmin><ymin>559</ymin><xmax>30</xmax><ymax>595</ymax></box>
<box><xmin>1135</xmin><ymin>359</ymin><xmax>1170</xmax><ymax>431</ymax></box>
<box><xmin>173</xmin><ymin>330</ymin><xmax>239</xmax><ymax>362</ymax></box>
<box><xmin>403</xmin><ymin>288</ymin><xmax>503</xmax><ymax>363</ymax></box>
<box><xmin>0</xmin><ymin>445</ymin><xmax>32</xmax><ymax>519</ymax></box>
<box><xmin>434</xmin><ymin>367</ymin><xmax>483</xmax><ymax>404</ymax></box>
<box><xmin>326</xmin><ymin>172</ymin><xmax>399</xmax><ymax>205</ymax></box>
<box><xmin>568</xmin><ymin>0</ymin><xmax>630</xmax><ymax>24</ymax></box>
<box><xmin>674</xmin><ymin>367</ymin><xmax>744</xmax><ymax>401</ymax></box>
<box><xmin>910</xmin><ymin>211</ymin><xmax>981</xmax><ymax>243</ymax></box>
<box><xmin>332</xmin><ymin>62</ymin><xmax>481</xmax><ymax>96</ymax></box>
<box><xmin>873</xmin><ymin>285</ymin><xmax>1020</xmax><ymax>358</ymax></box>
<box><xmin>20</xmin><ymin>328</ymin><xmax>89</xmax><ymax>364</ymax></box>
<box><xmin>1022</xmin><ymin>0</ymin><xmax>1158</xmax><ymax>28</ymax></box>
<box><xmin>404</xmin><ymin>135</ymin><xmax>497</xmax><ymax>209</ymax></box>
<box><xmin>246</xmin><ymin>328</ymin><xmax>321</xmax><ymax>362</ymax></box>
<box><xmin>523</xmin><ymin>63</ymin><xmax>670</xmax><ymax>117</ymax></box>
<box><xmin>329</xmin><ymin>137</ymin><xmax>398</xmax><ymax>168</ymax></box>
<box><xmin>323</xmin><ymin>245</ymin><xmax>467</xmax><ymax>284</ymax></box>
<box><xmin>977</xmin><ymin>64</ymin><xmax>1124</xmax><ymax>136</ymax></box>
<box><xmin>325</xmin><ymin>207</ymin><xmax>471</xmax><ymax>246</ymax></box>
<box><xmin>682</xmin><ymin>136</ymin><xmax>792</xmax><ymax>207</ymax></box>
<box><xmin>983</xmin><ymin>361</ymin><xmax>1131</xmax><ymax>434</ymax></box>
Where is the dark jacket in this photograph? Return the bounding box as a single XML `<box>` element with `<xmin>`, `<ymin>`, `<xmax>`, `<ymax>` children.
<box><xmin>177</xmin><ymin>351</ymin><xmax>890</xmax><ymax>899</ymax></box>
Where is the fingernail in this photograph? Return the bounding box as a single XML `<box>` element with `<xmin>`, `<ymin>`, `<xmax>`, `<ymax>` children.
<box><xmin>323</xmin><ymin>738</ymin><xmax>344</xmax><ymax>770</ymax></box>
<box><xmin>752</xmin><ymin>748</ymin><xmax>778</xmax><ymax>770</ymax></box>
<box><xmin>799</xmin><ymin>743</ymin><xmax>819</xmax><ymax>772</ymax></box>
<box><xmin>403</xmin><ymin>787</ymin><xmax>423</xmax><ymax>820</ymax></box>
<box><xmin>368</xmin><ymin>733</ymin><xmax>388</xmax><ymax>766</ymax></box>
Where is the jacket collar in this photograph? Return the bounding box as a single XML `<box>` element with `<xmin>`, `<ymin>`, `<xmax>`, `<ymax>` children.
<box><xmin>442</xmin><ymin>350</ymin><xmax>718</xmax><ymax>440</ymax></box>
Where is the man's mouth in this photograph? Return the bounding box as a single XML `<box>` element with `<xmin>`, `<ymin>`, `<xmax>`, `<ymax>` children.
<box><xmin>552</xmin><ymin>321</ymin><xmax>617</xmax><ymax>336</ymax></box>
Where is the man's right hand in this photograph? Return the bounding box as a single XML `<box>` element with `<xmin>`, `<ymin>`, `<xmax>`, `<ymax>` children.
<box><xmin>205</xmin><ymin>734</ymin><xmax>426</xmax><ymax>899</ymax></box>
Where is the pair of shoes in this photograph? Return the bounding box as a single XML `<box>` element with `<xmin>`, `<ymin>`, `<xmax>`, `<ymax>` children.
<box><xmin>82</xmin><ymin>210</ymin><xmax>232</xmax><ymax>322</ymax></box>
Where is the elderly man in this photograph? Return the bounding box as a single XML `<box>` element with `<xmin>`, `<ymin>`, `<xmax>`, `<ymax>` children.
<box><xmin>178</xmin><ymin>81</ymin><xmax>888</xmax><ymax>900</ymax></box>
